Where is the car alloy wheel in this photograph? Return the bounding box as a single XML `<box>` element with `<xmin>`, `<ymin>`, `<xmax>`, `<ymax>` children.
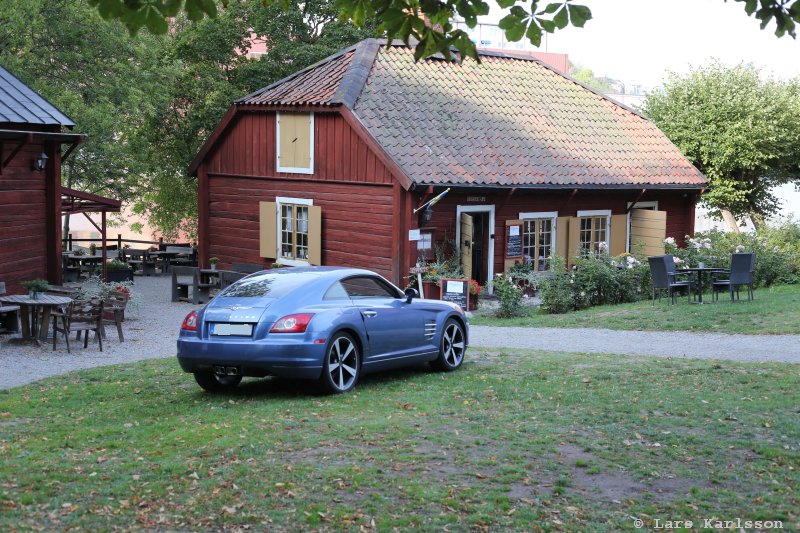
<box><xmin>323</xmin><ymin>333</ymin><xmax>360</xmax><ymax>393</ymax></box>
<box><xmin>435</xmin><ymin>319</ymin><xmax>465</xmax><ymax>371</ymax></box>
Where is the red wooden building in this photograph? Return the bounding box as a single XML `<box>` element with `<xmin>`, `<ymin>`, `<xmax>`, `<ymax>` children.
<box><xmin>189</xmin><ymin>39</ymin><xmax>706</xmax><ymax>288</ymax></box>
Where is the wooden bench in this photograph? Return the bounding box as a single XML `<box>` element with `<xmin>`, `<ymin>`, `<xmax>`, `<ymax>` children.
<box><xmin>231</xmin><ymin>262</ymin><xmax>264</xmax><ymax>274</ymax></box>
<box><xmin>125</xmin><ymin>249</ymin><xmax>156</xmax><ymax>276</ymax></box>
<box><xmin>165</xmin><ymin>246</ymin><xmax>196</xmax><ymax>271</ymax></box>
<box><xmin>0</xmin><ymin>282</ymin><xmax>20</xmax><ymax>334</ymax></box>
<box><xmin>172</xmin><ymin>266</ymin><xmax>213</xmax><ymax>304</ymax></box>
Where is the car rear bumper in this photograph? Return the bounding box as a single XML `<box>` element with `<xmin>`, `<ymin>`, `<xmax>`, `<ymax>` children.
<box><xmin>177</xmin><ymin>335</ymin><xmax>324</xmax><ymax>380</ymax></box>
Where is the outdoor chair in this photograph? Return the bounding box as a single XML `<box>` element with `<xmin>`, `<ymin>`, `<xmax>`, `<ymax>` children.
<box><xmin>52</xmin><ymin>298</ymin><xmax>104</xmax><ymax>353</ymax></box>
<box><xmin>219</xmin><ymin>270</ymin><xmax>247</xmax><ymax>290</ymax></box>
<box><xmin>647</xmin><ymin>255</ymin><xmax>692</xmax><ymax>304</ymax></box>
<box><xmin>231</xmin><ymin>262</ymin><xmax>264</xmax><ymax>274</ymax></box>
<box><xmin>172</xmin><ymin>266</ymin><xmax>213</xmax><ymax>304</ymax></box>
<box><xmin>127</xmin><ymin>249</ymin><xmax>156</xmax><ymax>276</ymax></box>
<box><xmin>712</xmin><ymin>252</ymin><xmax>755</xmax><ymax>302</ymax></box>
<box><xmin>0</xmin><ymin>282</ymin><xmax>20</xmax><ymax>334</ymax></box>
<box><xmin>100</xmin><ymin>289</ymin><xmax>128</xmax><ymax>342</ymax></box>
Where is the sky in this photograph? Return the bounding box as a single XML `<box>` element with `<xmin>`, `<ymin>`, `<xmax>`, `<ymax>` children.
<box><xmin>484</xmin><ymin>0</ymin><xmax>800</xmax><ymax>221</ymax></box>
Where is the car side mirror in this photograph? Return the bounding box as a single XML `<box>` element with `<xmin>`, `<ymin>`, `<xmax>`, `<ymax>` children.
<box><xmin>404</xmin><ymin>288</ymin><xmax>419</xmax><ymax>303</ymax></box>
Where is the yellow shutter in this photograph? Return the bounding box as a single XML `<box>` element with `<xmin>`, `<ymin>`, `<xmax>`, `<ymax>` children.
<box><xmin>503</xmin><ymin>219</ymin><xmax>523</xmax><ymax>272</ymax></box>
<box><xmin>308</xmin><ymin>205</ymin><xmax>322</xmax><ymax>265</ymax></box>
<box><xmin>629</xmin><ymin>209</ymin><xmax>667</xmax><ymax>257</ymax></box>
<box><xmin>556</xmin><ymin>216</ymin><xmax>570</xmax><ymax>264</ymax></box>
<box><xmin>259</xmin><ymin>202</ymin><xmax>277</xmax><ymax>258</ymax></box>
<box><xmin>278</xmin><ymin>113</ymin><xmax>312</xmax><ymax>170</ymax></box>
<box><xmin>567</xmin><ymin>217</ymin><xmax>580</xmax><ymax>266</ymax></box>
<box><xmin>609</xmin><ymin>214</ymin><xmax>628</xmax><ymax>256</ymax></box>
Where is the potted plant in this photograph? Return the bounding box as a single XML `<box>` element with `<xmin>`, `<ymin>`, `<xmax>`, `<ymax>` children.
<box><xmin>468</xmin><ymin>279</ymin><xmax>481</xmax><ymax>310</ymax></box>
<box><xmin>209</xmin><ymin>257</ymin><xmax>220</xmax><ymax>271</ymax></box>
<box><xmin>21</xmin><ymin>279</ymin><xmax>49</xmax><ymax>300</ymax></box>
<box><xmin>105</xmin><ymin>259</ymin><xmax>134</xmax><ymax>282</ymax></box>
<box><xmin>73</xmin><ymin>248</ymin><xmax>85</xmax><ymax>257</ymax></box>
<box><xmin>89</xmin><ymin>243</ymin><xmax>97</xmax><ymax>256</ymax></box>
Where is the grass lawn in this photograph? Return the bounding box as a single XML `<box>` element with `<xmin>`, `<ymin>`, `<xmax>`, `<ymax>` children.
<box><xmin>1</xmin><ymin>352</ymin><xmax>798</xmax><ymax>531</ymax></box>
<box><xmin>471</xmin><ymin>284</ymin><xmax>800</xmax><ymax>334</ymax></box>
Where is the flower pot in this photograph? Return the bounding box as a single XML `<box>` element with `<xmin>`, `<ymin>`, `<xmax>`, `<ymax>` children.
<box><xmin>210</xmin><ymin>264</ymin><xmax>217</xmax><ymax>271</ymax></box>
<box><xmin>421</xmin><ymin>281</ymin><xmax>439</xmax><ymax>299</ymax></box>
<box><xmin>106</xmin><ymin>269</ymin><xmax>134</xmax><ymax>283</ymax></box>
<box><xmin>468</xmin><ymin>296</ymin><xmax>479</xmax><ymax>311</ymax></box>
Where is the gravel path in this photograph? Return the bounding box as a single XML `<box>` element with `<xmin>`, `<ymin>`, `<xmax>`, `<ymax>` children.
<box><xmin>0</xmin><ymin>275</ymin><xmax>202</xmax><ymax>390</ymax></box>
<box><xmin>2</xmin><ymin>276</ymin><xmax>798</xmax><ymax>391</ymax></box>
<box><xmin>469</xmin><ymin>325</ymin><xmax>800</xmax><ymax>363</ymax></box>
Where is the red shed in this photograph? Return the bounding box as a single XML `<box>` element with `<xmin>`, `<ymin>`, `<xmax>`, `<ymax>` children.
<box><xmin>0</xmin><ymin>66</ymin><xmax>86</xmax><ymax>293</ymax></box>
<box><xmin>189</xmin><ymin>39</ymin><xmax>706</xmax><ymax>288</ymax></box>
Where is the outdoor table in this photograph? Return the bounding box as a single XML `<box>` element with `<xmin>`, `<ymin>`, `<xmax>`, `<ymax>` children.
<box><xmin>66</xmin><ymin>254</ymin><xmax>104</xmax><ymax>277</ymax></box>
<box><xmin>199</xmin><ymin>268</ymin><xmax>221</xmax><ymax>288</ymax></box>
<box><xmin>676</xmin><ymin>267</ymin><xmax>727</xmax><ymax>304</ymax></box>
<box><xmin>148</xmin><ymin>251</ymin><xmax>182</xmax><ymax>274</ymax></box>
<box><xmin>0</xmin><ymin>294</ymin><xmax>73</xmax><ymax>344</ymax></box>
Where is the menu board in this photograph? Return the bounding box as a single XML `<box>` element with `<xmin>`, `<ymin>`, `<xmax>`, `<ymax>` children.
<box><xmin>440</xmin><ymin>278</ymin><xmax>470</xmax><ymax>309</ymax></box>
<box><xmin>505</xmin><ymin>223</ymin><xmax>523</xmax><ymax>258</ymax></box>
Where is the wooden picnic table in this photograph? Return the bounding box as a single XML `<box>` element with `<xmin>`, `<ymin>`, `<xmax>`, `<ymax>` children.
<box><xmin>0</xmin><ymin>294</ymin><xmax>73</xmax><ymax>344</ymax></box>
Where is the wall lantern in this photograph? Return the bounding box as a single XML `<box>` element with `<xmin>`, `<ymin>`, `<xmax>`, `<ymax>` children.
<box><xmin>33</xmin><ymin>151</ymin><xmax>48</xmax><ymax>172</ymax></box>
<box><xmin>413</xmin><ymin>187</ymin><xmax>451</xmax><ymax>229</ymax></box>
<box><xmin>419</xmin><ymin>205</ymin><xmax>433</xmax><ymax>227</ymax></box>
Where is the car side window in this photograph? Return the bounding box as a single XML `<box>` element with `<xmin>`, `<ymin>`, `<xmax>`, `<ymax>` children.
<box><xmin>323</xmin><ymin>281</ymin><xmax>350</xmax><ymax>300</ymax></box>
<box><xmin>341</xmin><ymin>276</ymin><xmax>399</xmax><ymax>299</ymax></box>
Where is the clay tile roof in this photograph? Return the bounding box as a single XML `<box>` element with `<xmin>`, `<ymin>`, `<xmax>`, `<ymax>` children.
<box><xmin>352</xmin><ymin>45</ymin><xmax>706</xmax><ymax>188</ymax></box>
<box><xmin>0</xmin><ymin>65</ymin><xmax>75</xmax><ymax>127</ymax></box>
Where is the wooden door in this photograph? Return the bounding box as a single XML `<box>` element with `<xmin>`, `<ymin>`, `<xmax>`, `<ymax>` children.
<box><xmin>460</xmin><ymin>213</ymin><xmax>474</xmax><ymax>280</ymax></box>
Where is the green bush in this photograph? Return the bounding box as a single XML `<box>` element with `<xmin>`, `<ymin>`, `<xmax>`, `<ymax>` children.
<box><xmin>539</xmin><ymin>254</ymin><xmax>650</xmax><ymax>314</ymax></box>
<box><xmin>491</xmin><ymin>274</ymin><xmax>525</xmax><ymax>317</ymax></box>
<box><xmin>665</xmin><ymin>218</ymin><xmax>800</xmax><ymax>287</ymax></box>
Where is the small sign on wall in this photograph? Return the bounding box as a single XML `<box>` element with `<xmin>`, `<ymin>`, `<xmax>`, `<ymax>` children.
<box><xmin>408</xmin><ymin>229</ymin><xmax>421</xmax><ymax>241</ymax></box>
<box><xmin>440</xmin><ymin>278</ymin><xmax>470</xmax><ymax>309</ymax></box>
<box><xmin>467</xmin><ymin>196</ymin><xmax>486</xmax><ymax>202</ymax></box>
<box><xmin>505</xmin><ymin>222</ymin><xmax>523</xmax><ymax>258</ymax></box>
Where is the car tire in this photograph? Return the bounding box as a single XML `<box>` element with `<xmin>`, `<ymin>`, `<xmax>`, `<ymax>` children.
<box><xmin>320</xmin><ymin>332</ymin><xmax>360</xmax><ymax>394</ymax></box>
<box><xmin>433</xmin><ymin>318</ymin><xmax>466</xmax><ymax>371</ymax></box>
<box><xmin>193</xmin><ymin>370</ymin><xmax>242</xmax><ymax>392</ymax></box>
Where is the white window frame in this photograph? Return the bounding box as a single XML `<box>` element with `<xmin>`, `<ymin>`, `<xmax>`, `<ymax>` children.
<box><xmin>625</xmin><ymin>201</ymin><xmax>659</xmax><ymax>253</ymax></box>
<box><xmin>275</xmin><ymin>196</ymin><xmax>313</xmax><ymax>266</ymax></box>
<box><xmin>276</xmin><ymin>112</ymin><xmax>315</xmax><ymax>175</ymax></box>
<box><xmin>455</xmin><ymin>204</ymin><xmax>496</xmax><ymax>295</ymax></box>
<box><xmin>519</xmin><ymin>211</ymin><xmax>558</xmax><ymax>270</ymax></box>
<box><xmin>576</xmin><ymin>209</ymin><xmax>612</xmax><ymax>254</ymax></box>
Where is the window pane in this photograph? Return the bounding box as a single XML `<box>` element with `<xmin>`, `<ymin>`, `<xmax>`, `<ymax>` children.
<box><xmin>280</xmin><ymin>205</ymin><xmax>293</xmax><ymax>258</ymax></box>
<box><xmin>296</xmin><ymin>206</ymin><xmax>309</xmax><ymax>260</ymax></box>
<box><xmin>594</xmin><ymin>216</ymin><xmax>607</xmax><ymax>253</ymax></box>
<box><xmin>523</xmin><ymin>220</ymin><xmax>536</xmax><ymax>263</ymax></box>
<box><xmin>323</xmin><ymin>281</ymin><xmax>349</xmax><ymax>300</ymax></box>
<box><xmin>538</xmin><ymin>219</ymin><xmax>552</xmax><ymax>270</ymax></box>
<box><xmin>341</xmin><ymin>277</ymin><xmax>399</xmax><ymax>298</ymax></box>
<box><xmin>579</xmin><ymin>217</ymin><xmax>592</xmax><ymax>256</ymax></box>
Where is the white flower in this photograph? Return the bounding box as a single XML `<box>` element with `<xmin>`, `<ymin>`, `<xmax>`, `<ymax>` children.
<box><xmin>673</xmin><ymin>257</ymin><xmax>685</xmax><ymax>265</ymax></box>
<box><xmin>598</xmin><ymin>241</ymin><xmax>608</xmax><ymax>251</ymax></box>
<box><xmin>664</xmin><ymin>237</ymin><xmax>675</xmax><ymax>245</ymax></box>
<box><xmin>580</xmin><ymin>291</ymin><xmax>586</xmax><ymax>297</ymax></box>
<box><xmin>736</xmin><ymin>245</ymin><xmax>745</xmax><ymax>253</ymax></box>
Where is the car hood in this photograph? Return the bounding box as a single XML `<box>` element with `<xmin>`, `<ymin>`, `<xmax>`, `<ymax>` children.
<box><xmin>203</xmin><ymin>297</ymin><xmax>277</xmax><ymax>323</ymax></box>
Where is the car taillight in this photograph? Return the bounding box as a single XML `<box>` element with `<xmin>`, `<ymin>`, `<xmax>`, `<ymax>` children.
<box><xmin>182</xmin><ymin>311</ymin><xmax>198</xmax><ymax>331</ymax></box>
<box><xmin>270</xmin><ymin>313</ymin><xmax>314</xmax><ymax>333</ymax></box>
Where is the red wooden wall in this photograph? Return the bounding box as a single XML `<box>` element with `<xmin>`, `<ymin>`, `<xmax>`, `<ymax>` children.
<box><xmin>0</xmin><ymin>126</ymin><xmax>58</xmax><ymax>293</ymax></box>
<box><xmin>201</xmin><ymin>111</ymin><xmax>398</xmax><ymax>280</ymax></box>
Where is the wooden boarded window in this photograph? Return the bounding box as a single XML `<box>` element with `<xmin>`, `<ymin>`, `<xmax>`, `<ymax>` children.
<box><xmin>276</xmin><ymin>112</ymin><xmax>314</xmax><ymax>174</ymax></box>
<box><xmin>259</xmin><ymin>199</ymin><xmax>321</xmax><ymax>265</ymax></box>
<box><xmin>629</xmin><ymin>208</ymin><xmax>667</xmax><ymax>257</ymax></box>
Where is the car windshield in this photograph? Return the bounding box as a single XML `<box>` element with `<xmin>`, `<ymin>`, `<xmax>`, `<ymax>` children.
<box><xmin>219</xmin><ymin>272</ymin><xmax>316</xmax><ymax>298</ymax></box>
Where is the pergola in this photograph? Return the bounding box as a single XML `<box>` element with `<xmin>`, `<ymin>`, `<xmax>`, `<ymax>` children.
<box><xmin>61</xmin><ymin>187</ymin><xmax>121</xmax><ymax>282</ymax></box>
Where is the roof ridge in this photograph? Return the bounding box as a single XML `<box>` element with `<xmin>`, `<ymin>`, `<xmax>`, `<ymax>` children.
<box><xmin>330</xmin><ymin>39</ymin><xmax>381</xmax><ymax>108</ymax></box>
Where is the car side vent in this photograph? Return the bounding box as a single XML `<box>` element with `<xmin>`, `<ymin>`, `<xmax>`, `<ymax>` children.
<box><xmin>424</xmin><ymin>320</ymin><xmax>436</xmax><ymax>339</ymax></box>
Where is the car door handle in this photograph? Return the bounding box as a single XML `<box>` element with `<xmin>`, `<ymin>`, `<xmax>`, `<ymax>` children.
<box><xmin>361</xmin><ymin>310</ymin><xmax>377</xmax><ymax>318</ymax></box>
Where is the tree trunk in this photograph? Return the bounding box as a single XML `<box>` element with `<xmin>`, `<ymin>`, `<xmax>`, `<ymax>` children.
<box><xmin>750</xmin><ymin>212</ymin><xmax>764</xmax><ymax>233</ymax></box>
<box><xmin>720</xmin><ymin>209</ymin><xmax>740</xmax><ymax>233</ymax></box>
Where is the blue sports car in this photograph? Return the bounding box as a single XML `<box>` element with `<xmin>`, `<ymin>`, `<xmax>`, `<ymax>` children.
<box><xmin>177</xmin><ymin>267</ymin><xmax>468</xmax><ymax>393</ymax></box>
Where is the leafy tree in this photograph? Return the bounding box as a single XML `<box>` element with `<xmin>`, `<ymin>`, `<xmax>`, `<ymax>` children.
<box><xmin>134</xmin><ymin>0</ymin><xmax>375</xmax><ymax>238</ymax></box>
<box><xmin>87</xmin><ymin>0</ymin><xmax>800</xmax><ymax>61</ymax></box>
<box><xmin>0</xmin><ymin>0</ymin><xmax>171</xmax><ymax>236</ymax></box>
<box><xmin>569</xmin><ymin>63</ymin><xmax>611</xmax><ymax>93</ymax></box>
<box><xmin>642</xmin><ymin>62</ymin><xmax>800</xmax><ymax>231</ymax></box>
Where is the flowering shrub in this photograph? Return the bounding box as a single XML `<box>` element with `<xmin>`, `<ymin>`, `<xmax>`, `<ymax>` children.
<box><xmin>664</xmin><ymin>219</ymin><xmax>800</xmax><ymax>287</ymax></box>
<box><xmin>78</xmin><ymin>276</ymin><xmax>141</xmax><ymax>313</ymax></box>
<box><xmin>490</xmin><ymin>274</ymin><xmax>525</xmax><ymax>317</ymax></box>
<box><xmin>468</xmin><ymin>279</ymin><xmax>481</xmax><ymax>296</ymax></box>
<box><xmin>539</xmin><ymin>254</ymin><xmax>650</xmax><ymax>314</ymax></box>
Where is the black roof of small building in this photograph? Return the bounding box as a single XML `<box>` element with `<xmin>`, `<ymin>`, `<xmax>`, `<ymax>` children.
<box><xmin>0</xmin><ymin>65</ymin><xmax>75</xmax><ymax>127</ymax></box>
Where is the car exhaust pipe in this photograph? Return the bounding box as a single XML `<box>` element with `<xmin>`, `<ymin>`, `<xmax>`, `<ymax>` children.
<box><xmin>213</xmin><ymin>365</ymin><xmax>240</xmax><ymax>376</ymax></box>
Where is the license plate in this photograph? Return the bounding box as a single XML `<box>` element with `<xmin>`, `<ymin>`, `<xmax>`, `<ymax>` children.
<box><xmin>211</xmin><ymin>323</ymin><xmax>253</xmax><ymax>336</ymax></box>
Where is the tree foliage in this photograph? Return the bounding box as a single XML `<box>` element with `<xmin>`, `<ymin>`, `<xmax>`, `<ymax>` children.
<box><xmin>642</xmin><ymin>62</ymin><xmax>800</xmax><ymax>227</ymax></box>
<box><xmin>87</xmin><ymin>0</ymin><xmax>800</xmax><ymax>61</ymax></box>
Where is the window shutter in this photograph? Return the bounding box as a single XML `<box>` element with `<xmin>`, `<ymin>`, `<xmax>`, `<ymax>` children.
<box><xmin>629</xmin><ymin>209</ymin><xmax>667</xmax><ymax>257</ymax></box>
<box><xmin>567</xmin><ymin>217</ymin><xmax>580</xmax><ymax>266</ymax></box>
<box><xmin>610</xmin><ymin>214</ymin><xmax>628</xmax><ymax>256</ymax></box>
<box><xmin>556</xmin><ymin>216</ymin><xmax>570</xmax><ymax>263</ymax></box>
<box><xmin>277</xmin><ymin>113</ymin><xmax>312</xmax><ymax>171</ymax></box>
<box><xmin>307</xmin><ymin>205</ymin><xmax>322</xmax><ymax>265</ymax></box>
<box><xmin>259</xmin><ymin>202</ymin><xmax>277</xmax><ymax>258</ymax></box>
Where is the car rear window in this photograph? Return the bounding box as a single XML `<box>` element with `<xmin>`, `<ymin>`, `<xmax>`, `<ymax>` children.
<box><xmin>219</xmin><ymin>272</ymin><xmax>316</xmax><ymax>298</ymax></box>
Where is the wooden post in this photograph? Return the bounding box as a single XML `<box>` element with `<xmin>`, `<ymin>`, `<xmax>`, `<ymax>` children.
<box><xmin>101</xmin><ymin>211</ymin><xmax>108</xmax><ymax>282</ymax></box>
<box><xmin>117</xmin><ymin>233</ymin><xmax>122</xmax><ymax>250</ymax></box>
<box><xmin>45</xmin><ymin>140</ymin><xmax>62</xmax><ymax>284</ymax></box>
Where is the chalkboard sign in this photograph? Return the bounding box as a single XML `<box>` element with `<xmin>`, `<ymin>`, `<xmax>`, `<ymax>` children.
<box><xmin>440</xmin><ymin>278</ymin><xmax>470</xmax><ymax>309</ymax></box>
<box><xmin>506</xmin><ymin>223</ymin><xmax>523</xmax><ymax>258</ymax></box>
